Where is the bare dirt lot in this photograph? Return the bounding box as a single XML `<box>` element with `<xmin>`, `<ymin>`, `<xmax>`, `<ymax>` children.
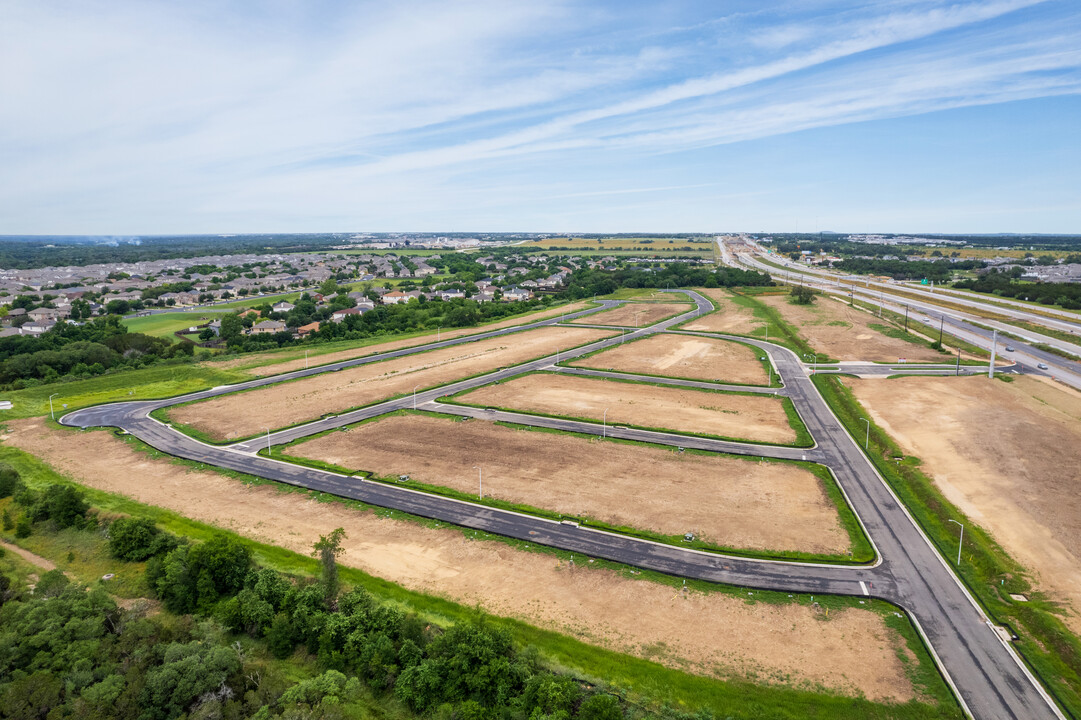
<box><xmin>682</xmin><ymin>288</ymin><xmax>766</xmax><ymax>335</ymax></box>
<box><xmin>455</xmin><ymin>373</ymin><xmax>798</xmax><ymax>444</ymax></box>
<box><xmin>168</xmin><ymin>326</ymin><xmax>613</xmax><ymax>441</ymax></box>
<box><xmin>570</xmin><ymin>302</ymin><xmax>692</xmax><ymax>328</ymax></box>
<box><xmin>570</xmin><ymin>333</ymin><xmax>768</xmax><ymax>385</ymax></box>
<box><xmin>849</xmin><ymin>375</ymin><xmax>1081</xmax><ymax>631</ymax></box>
<box><xmin>1</xmin><ymin>417</ymin><xmax>914</xmax><ymax>702</ymax></box>
<box><xmin>760</xmin><ymin>294</ymin><xmax>946</xmax><ymax>362</ymax></box>
<box><xmin>209</xmin><ymin>302</ymin><xmax>594</xmax><ymax>377</ymax></box>
<box><xmin>286</xmin><ymin>414</ymin><xmax>848</xmax><ymax>554</ymax></box>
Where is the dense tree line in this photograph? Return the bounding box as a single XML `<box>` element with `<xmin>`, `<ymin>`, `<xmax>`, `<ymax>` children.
<box><xmin>0</xmin><ymin>481</ymin><xmax>631</xmax><ymax>720</ymax></box>
<box><xmin>218</xmin><ymin>294</ymin><xmax>559</xmax><ymax>352</ymax></box>
<box><xmin>0</xmin><ymin>235</ymin><xmax>352</xmax><ymax>270</ymax></box>
<box><xmin>953</xmin><ymin>271</ymin><xmax>1081</xmax><ymax>309</ymax></box>
<box><xmin>0</xmin><ymin>315</ymin><xmax>193</xmax><ymax>389</ymax></box>
<box><xmin>561</xmin><ymin>264</ymin><xmax>771</xmax><ymax>298</ymax></box>
<box><xmin>833</xmin><ymin>257</ymin><xmax>984</xmax><ymax>282</ymax></box>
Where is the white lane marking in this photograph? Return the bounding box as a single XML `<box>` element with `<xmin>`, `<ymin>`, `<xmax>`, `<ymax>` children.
<box><xmin>860</xmin><ymin>581</ymin><xmax>869</xmax><ymax>596</ymax></box>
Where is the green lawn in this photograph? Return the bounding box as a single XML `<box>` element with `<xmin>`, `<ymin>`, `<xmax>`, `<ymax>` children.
<box><xmin>124</xmin><ymin>310</ymin><xmax>232</xmax><ymax>340</ymax></box>
<box><xmin>0</xmin><ymin>363</ymin><xmax>248</xmax><ymax>419</ymax></box>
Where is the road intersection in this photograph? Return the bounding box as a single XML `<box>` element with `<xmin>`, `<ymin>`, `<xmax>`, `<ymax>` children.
<box><xmin>61</xmin><ymin>290</ymin><xmax>1063</xmax><ymax>719</ymax></box>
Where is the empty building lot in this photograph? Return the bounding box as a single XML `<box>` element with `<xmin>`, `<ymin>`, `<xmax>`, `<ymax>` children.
<box><xmin>570</xmin><ymin>333</ymin><xmax>769</xmax><ymax>385</ymax></box>
<box><xmin>570</xmin><ymin>301</ymin><xmax>693</xmax><ymax>327</ymax></box>
<box><xmin>284</xmin><ymin>414</ymin><xmax>850</xmax><ymax>555</ymax></box>
<box><xmin>681</xmin><ymin>288</ymin><xmax>767</xmax><ymax>335</ymax></box>
<box><xmin>759</xmin><ymin>294</ymin><xmax>946</xmax><ymax>363</ymax></box>
<box><xmin>452</xmin><ymin>373</ymin><xmax>801</xmax><ymax>445</ymax></box>
<box><xmin>166</xmin><ymin>325</ymin><xmax>614</xmax><ymax>441</ymax></box>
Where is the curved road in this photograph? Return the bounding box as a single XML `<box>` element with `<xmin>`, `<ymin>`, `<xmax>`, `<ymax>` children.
<box><xmin>61</xmin><ymin>291</ymin><xmax>1063</xmax><ymax>720</ymax></box>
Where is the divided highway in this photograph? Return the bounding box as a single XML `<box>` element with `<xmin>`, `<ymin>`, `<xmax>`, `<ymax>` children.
<box><xmin>61</xmin><ymin>291</ymin><xmax>1064</xmax><ymax>720</ymax></box>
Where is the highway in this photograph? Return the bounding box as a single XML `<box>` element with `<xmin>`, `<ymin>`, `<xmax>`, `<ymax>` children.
<box><xmin>726</xmin><ymin>244</ymin><xmax>1081</xmax><ymax>390</ymax></box>
<box><xmin>60</xmin><ymin>290</ymin><xmax>1064</xmax><ymax>720</ymax></box>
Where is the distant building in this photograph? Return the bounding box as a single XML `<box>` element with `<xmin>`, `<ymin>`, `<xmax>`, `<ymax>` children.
<box><xmin>250</xmin><ymin>320</ymin><xmax>287</xmax><ymax>335</ymax></box>
<box><xmin>296</xmin><ymin>321</ymin><xmax>321</xmax><ymax>337</ymax></box>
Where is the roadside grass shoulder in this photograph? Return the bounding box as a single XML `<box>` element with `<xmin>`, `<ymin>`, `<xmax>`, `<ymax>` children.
<box><xmin>441</xmin><ymin>370</ymin><xmax>814</xmax><ymax>448</ymax></box>
<box><xmin>0</xmin><ymin>442</ymin><xmax>957</xmax><ymax>719</ymax></box>
<box><xmin>813</xmin><ymin>375</ymin><xmax>1081</xmax><ymax>718</ymax></box>
<box><xmin>725</xmin><ymin>289</ymin><xmax>834</xmax><ymax>360</ymax></box>
<box><xmin>1</xmin><ymin>364</ymin><xmax>249</xmax><ymax>420</ymax></box>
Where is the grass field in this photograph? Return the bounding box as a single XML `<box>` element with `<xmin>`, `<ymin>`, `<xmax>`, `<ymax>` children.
<box><xmin>124</xmin><ymin>310</ymin><xmax>232</xmax><ymax>340</ymax></box>
<box><xmin>519</xmin><ymin>236</ymin><xmax>714</xmax><ymax>256</ymax></box>
<box><xmin>0</xmin><ymin>363</ymin><xmax>247</xmax><ymax>419</ymax></box>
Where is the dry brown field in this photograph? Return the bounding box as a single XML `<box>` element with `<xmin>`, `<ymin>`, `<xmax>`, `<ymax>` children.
<box><xmin>759</xmin><ymin>294</ymin><xmax>946</xmax><ymax>362</ymax></box>
<box><xmin>570</xmin><ymin>333</ymin><xmax>768</xmax><ymax>385</ymax></box>
<box><xmin>849</xmin><ymin>375</ymin><xmax>1081</xmax><ymax>632</ymax></box>
<box><xmin>209</xmin><ymin>301</ymin><xmax>594</xmax><ymax>377</ymax></box>
<box><xmin>1</xmin><ymin>417</ymin><xmax>914</xmax><ymax>702</ymax></box>
<box><xmin>168</xmin><ymin>326</ymin><xmax>613</xmax><ymax>441</ymax></box>
<box><xmin>570</xmin><ymin>302</ymin><xmax>692</xmax><ymax>327</ymax></box>
<box><xmin>454</xmin><ymin>373</ymin><xmax>798</xmax><ymax>444</ymax></box>
<box><xmin>285</xmin><ymin>414</ymin><xmax>847</xmax><ymax>554</ymax></box>
<box><xmin>681</xmin><ymin>288</ymin><xmax>766</xmax><ymax>335</ymax></box>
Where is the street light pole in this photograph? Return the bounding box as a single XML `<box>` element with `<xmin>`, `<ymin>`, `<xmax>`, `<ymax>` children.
<box><xmin>263</xmin><ymin>427</ymin><xmax>272</xmax><ymax>455</ymax></box>
<box><xmin>49</xmin><ymin>393</ymin><xmax>59</xmax><ymax>421</ymax></box>
<box><xmin>413</xmin><ymin>385</ymin><xmax>419</xmax><ymax>410</ymax></box>
<box><xmin>859</xmin><ymin>417</ymin><xmax>870</xmax><ymax>450</ymax></box>
<box><xmin>473</xmin><ymin>465</ymin><xmax>482</xmax><ymax>499</ymax></box>
<box><xmin>948</xmin><ymin>519</ymin><xmax>964</xmax><ymax>566</ymax></box>
<box><xmin>603</xmin><ymin>408</ymin><xmax>608</xmax><ymax>438</ymax></box>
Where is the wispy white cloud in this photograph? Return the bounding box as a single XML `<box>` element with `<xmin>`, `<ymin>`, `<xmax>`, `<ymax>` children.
<box><xmin>0</xmin><ymin>0</ymin><xmax>1078</xmax><ymax>233</ymax></box>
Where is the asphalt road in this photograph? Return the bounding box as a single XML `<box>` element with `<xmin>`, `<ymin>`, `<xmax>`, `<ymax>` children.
<box><xmin>61</xmin><ymin>290</ymin><xmax>1064</xmax><ymax>720</ymax></box>
<box><xmin>731</xmin><ymin>248</ymin><xmax>1081</xmax><ymax>389</ymax></box>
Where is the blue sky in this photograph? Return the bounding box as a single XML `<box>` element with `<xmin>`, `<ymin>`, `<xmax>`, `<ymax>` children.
<box><xmin>1</xmin><ymin>0</ymin><xmax>1079</xmax><ymax>234</ymax></box>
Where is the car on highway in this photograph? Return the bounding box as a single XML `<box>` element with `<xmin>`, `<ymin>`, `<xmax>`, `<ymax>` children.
<box><xmin>1005</xmin><ymin>346</ymin><xmax>1015</xmax><ymax>352</ymax></box>
<box><xmin>1037</xmin><ymin>363</ymin><xmax>1049</xmax><ymax>370</ymax></box>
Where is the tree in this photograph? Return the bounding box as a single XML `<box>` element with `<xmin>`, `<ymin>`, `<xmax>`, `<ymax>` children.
<box><xmin>0</xmin><ymin>463</ymin><xmax>22</xmax><ymax>497</ymax></box>
<box><xmin>789</xmin><ymin>284</ymin><xmax>816</xmax><ymax>305</ymax></box>
<box><xmin>15</xmin><ymin>515</ymin><xmax>32</xmax><ymax>538</ymax></box>
<box><xmin>43</xmin><ymin>484</ymin><xmax>88</xmax><ymax>528</ymax></box>
<box><xmin>577</xmin><ymin>694</ymin><xmax>624</xmax><ymax>720</ymax></box>
<box><xmin>109</xmin><ymin>516</ymin><xmax>171</xmax><ymax>561</ymax></box>
<box><xmin>219</xmin><ymin>313</ymin><xmax>244</xmax><ymax>342</ymax></box>
<box><xmin>312</xmin><ymin>527</ymin><xmax>346</xmax><ymax>609</ymax></box>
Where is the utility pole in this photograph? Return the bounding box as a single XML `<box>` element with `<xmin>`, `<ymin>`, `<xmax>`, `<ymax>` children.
<box><xmin>904</xmin><ymin>305</ymin><xmax>909</xmax><ymax>333</ymax></box>
<box><xmin>938</xmin><ymin>316</ymin><xmax>944</xmax><ymax>346</ymax></box>
<box><xmin>948</xmin><ymin>519</ymin><xmax>964</xmax><ymax>566</ymax></box>
<box><xmin>956</xmin><ymin>347</ymin><xmax>961</xmax><ymax>376</ymax></box>
<box><xmin>988</xmin><ymin>330</ymin><xmax>997</xmax><ymax>379</ymax></box>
